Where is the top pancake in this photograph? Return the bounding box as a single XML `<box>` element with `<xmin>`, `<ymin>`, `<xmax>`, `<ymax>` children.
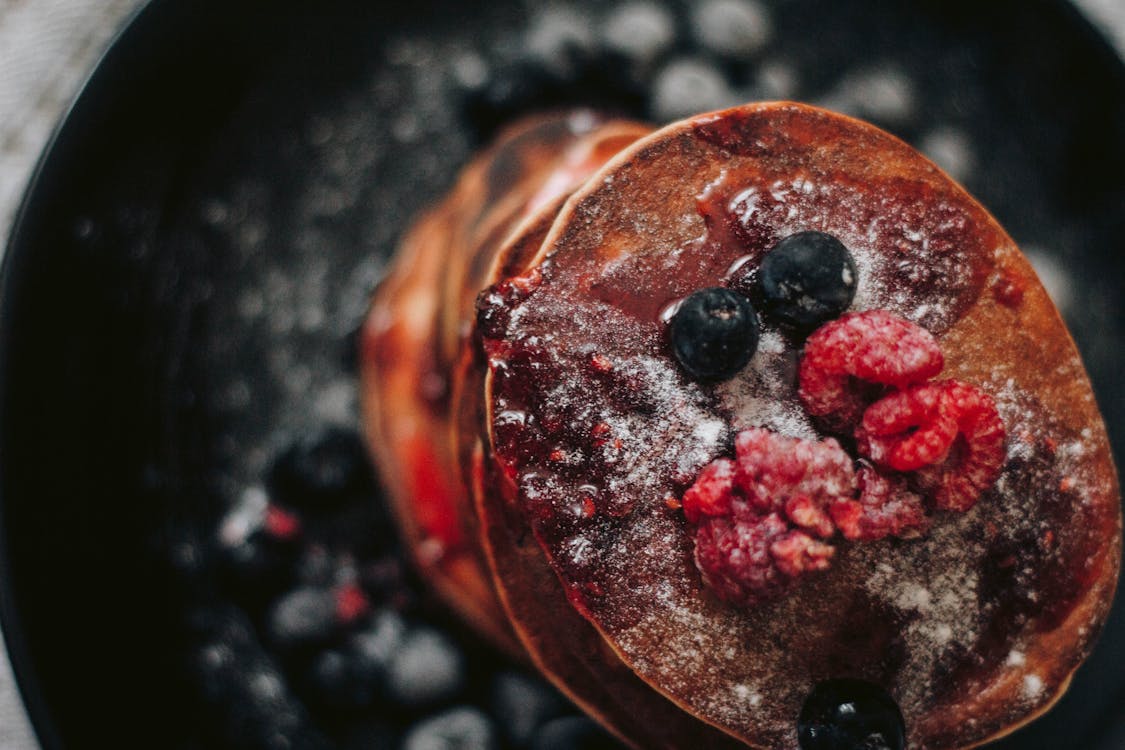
<box><xmin>480</xmin><ymin>102</ymin><xmax>1121</xmax><ymax>748</ymax></box>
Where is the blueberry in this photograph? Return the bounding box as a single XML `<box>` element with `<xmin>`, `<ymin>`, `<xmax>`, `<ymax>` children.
<box><xmin>758</xmin><ymin>230</ymin><xmax>857</xmax><ymax>332</ymax></box>
<box><xmin>349</xmin><ymin>608</ymin><xmax>408</xmax><ymax>679</ymax></box>
<box><xmin>490</xmin><ymin>670</ymin><xmax>569</xmax><ymax>747</ymax></box>
<box><xmin>265</xmin><ymin>586</ymin><xmax>338</xmax><ymax>648</ymax></box>
<box><xmin>403</xmin><ymin>707</ymin><xmax>498</xmax><ymax>750</ymax></box>
<box><xmin>530</xmin><ymin>716</ymin><xmax>619</xmax><ymax>750</ymax></box>
<box><xmin>798</xmin><ymin>679</ymin><xmax>905</xmax><ymax>750</ymax></box>
<box><xmin>267</xmin><ymin>428</ymin><xmax>374</xmax><ymax>511</ymax></box>
<box><xmin>384</xmin><ymin>627</ymin><xmax>466</xmax><ymax>707</ymax></box>
<box><xmin>650</xmin><ymin>58</ymin><xmax>739</xmax><ymax>122</ymax></box>
<box><xmin>691</xmin><ymin>0</ymin><xmax>774</xmax><ymax>59</ymax></box>
<box><xmin>308</xmin><ymin>649</ymin><xmax>372</xmax><ymax>709</ymax></box>
<box><xmin>669</xmin><ymin>287</ymin><xmax>759</xmax><ymax>381</ymax></box>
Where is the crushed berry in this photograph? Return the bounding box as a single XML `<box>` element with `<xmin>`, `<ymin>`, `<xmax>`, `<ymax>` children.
<box><xmin>991</xmin><ymin>268</ymin><xmax>1025</xmax><ymax>307</ymax></box>
<box><xmin>335</xmin><ymin>582</ymin><xmax>372</xmax><ymax>625</ymax></box>
<box><xmin>476</xmin><ymin>268</ymin><xmax>543</xmax><ymax>342</ymax></box>
<box><xmin>912</xmin><ymin>381</ymin><xmax>1006</xmax><ymax>511</ymax></box>
<box><xmin>798</xmin><ymin>310</ymin><xmax>943</xmax><ymax>428</ymax></box>
<box><xmin>264</xmin><ymin>504</ymin><xmax>303</xmax><ymax>541</ymax></box>
<box><xmin>769</xmin><ymin>531</ymin><xmax>836</xmax><ymax>578</ymax></box>
<box><xmin>692</xmin><ymin>514</ymin><xmax>796</xmax><ymax>606</ymax></box>
<box><xmin>682</xmin><ymin>428</ymin><xmax>855</xmax><ymax>604</ymax></box>
<box><xmin>733</xmin><ymin>428</ymin><xmax>855</xmax><ymax>539</ymax></box>
<box><xmin>830</xmin><ymin>466</ymin><xmax>929</xmax><ymax>541</ymax></box>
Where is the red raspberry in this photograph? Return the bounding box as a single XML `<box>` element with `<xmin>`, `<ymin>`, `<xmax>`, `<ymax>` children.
<box><xmin>857</xmin><ymin>380</ymin><xmax>1004</xmax><ymax>511</ymax></box>
<box><xmin>798</xmin><ymin>310</ymin><xmax>944</xmax><ymax>428</ymax></box>
<box><xmin>856</xmin><ymin>382</ymin><xmax>959</xmax><ymax>471</ymax></box>
<box><xmin>829</xmin><ymin>466</ymin><xmax>929</xmax><ymax>541</ymax></box>
<box><xmin>682</xmin><ymin>458</ymin><xmax>736</xmax><ymax>523</ymax></box>
<box><xmin>770</xmin><ymin>530</ymin><xmax>836</xmax><ymax>578</ymax></box>
<box><xmin>733</xmin><ymin>427</ymin><xmax>855</xmax><ymax>539</ymax></box>
<box><xmin>913</xmin><ymin>381</ymin><xmax>1006</xmax><ymax>511</ymax></box>
<box><xmin>693</xmin><ymin>513</ymin><xmax>834</xmax><ymax>607</ymax></box>
<box><xmin>681</xmin><ymin>428</ymin><xmax>855</xmax><ymax>604</ymax></box>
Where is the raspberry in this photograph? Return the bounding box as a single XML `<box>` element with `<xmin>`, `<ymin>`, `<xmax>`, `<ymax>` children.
<box><xmin>770</xmin><ymin>530</ymin><xmax>836</xmax><ymax>578</ymax></box>
<box><xmin>830</xmin><ymin>466</ymin><xmax>929</xmax><ymax>541</ymax></box>
<box><xmin>856</xmin><ymin>383</ymin><xmax>959</xmax><ymax>471</ymax></box>
<box><xmin>857</xmin><ymin>380</ymin><xmax>1004</xmax><ymax>511</ymax></box>
<box><xmin>733</xmin><ymin>428</ymin><xmax>855</xmax><ymax>539</ymax></box>
<box><xmin>682</xmin><ymin>458</ymin><xmax>736</xmax><ymax>523</ymax></box>
<box><xmin>681</xmin><ymin>428</ymin><xmax>855</xmax><ymax>604</ymax></box>
<box><xmin>798</xmin><ymin>310</ymin><xmax>944</xmax><ymax>428</ymax></box>
<box><xmin>693</xmin><ymin>513</ymin><xmax>834</xmax><ymax>606</ymax></box>
<box><xmin>913</xmin><ymin>381</ymin><xmax>1006</xmax><ymax>511</ymax></box>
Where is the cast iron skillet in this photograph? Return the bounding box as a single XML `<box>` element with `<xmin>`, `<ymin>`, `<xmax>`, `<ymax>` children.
<box><xmin>1</xmin><ymin>0</ymin><xmax>1123</xmax><ymax>747</ymax></box>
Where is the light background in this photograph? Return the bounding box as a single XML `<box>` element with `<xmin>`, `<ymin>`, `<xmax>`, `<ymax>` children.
<box><xmin>0</xmin><ymin>0</ymin><xmax>1122</xmax><ymax>747</ymax></box>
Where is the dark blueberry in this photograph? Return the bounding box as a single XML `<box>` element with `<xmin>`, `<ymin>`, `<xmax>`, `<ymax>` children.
<box><xmin>757</xmin><ymin>230</ymin><xmax>857</xmax><ymax>332</ymax></box>
<box><xmin>384</xmin><ymin>627</ymin><xmax>466</xmax><ymax>707</ymax></box>
<box><xmin>530</xmin><ymin>716</ymin><xmax>620</xmax><ymax>750</ymax></box>
<box><xmin>342</xmin><ymin>720</ymin><xmax>398</xmax><ymax>750</ymax></box>
<box><xmin>669</xmin><ymin>287</ymin><xmax>759</xmax><ymax>381</ymax></box>
<box><xmin>349</xmin><ymin>608</ymin><xmax>408</xmax><ymax>679</ymax></box>
<box><xmin>798</xmin><ymin>678</ymin><xmax>905</xmax><ymax>750</ymax></box>
<box><xmin>265</xmin><ymin>586</ymin><xmax>338</xmax><ymax>648</ymax></box>
<box><xmin>308</xmin><ymin>649</ymin><xmax>373</xmax><ymax>709</ymax></box>
<box><xmin>217</xmin><ymin>489</ymin><xmax>299</xmax><ymax>602</ymax></box>
<box><xmin>268</xmin><ymin>428</ymin><xmax>374</xmax><ymax>511</ymax></box>
<box><xmin>490</xmin><ymin>670</ymin><xmax>570</xmax><ymax>747</ymax></box>
<box><xmin>402</xmin><ymin>707</ymin><xmax>498</xmax><ymax>750</ymax></box>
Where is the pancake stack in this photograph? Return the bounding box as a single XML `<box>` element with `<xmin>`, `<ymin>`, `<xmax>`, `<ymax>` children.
<box><xmin>360</xmin><ymin>102</ymin><xmax>1121</xmax><ymax>749</ymax></box>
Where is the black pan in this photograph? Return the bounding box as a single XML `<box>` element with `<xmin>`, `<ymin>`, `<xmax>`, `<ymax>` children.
<box><xmin>1</xmin><ymin>0</ymin><xmax>1122</xmax><ymax>747</ymax></box>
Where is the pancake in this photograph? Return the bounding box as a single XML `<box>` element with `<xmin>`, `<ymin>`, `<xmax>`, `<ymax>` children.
<box><xmin>364</xmin><ymin>102</ymin><xmax>1121</xmax><ymax>748</ymax></box>
<box><xmin>360</xmin><ymin>110</ymin><xmax>649</xmax><ymax>654</ymax></box>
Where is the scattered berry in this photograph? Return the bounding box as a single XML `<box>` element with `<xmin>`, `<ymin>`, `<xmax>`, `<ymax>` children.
<box><xmin>669</xmin><ymin>287</ymin><xmax>760</xmax><ymax>381</ymax></box>
<box><xmin>691</xmin><ymin>0</ymin><xmax>774</xmax><ymax>59</ymax></box>
<box><xmin>348</xmin><ymin>608</ymin><xmax>408</xmax><ymax>686</ymax></box>
<box><xmin>603</xmin><ymin>2</ymin><xmax>677</xmax><ymax>71</ymax></box>
<box><xmin>384</xmin><ymin>627</ymin><xmax>466</xmax><ymax>707</ymax></box>
<box><xmin>266</xmin><ymin>586</ymin><xmax>339</xmax><ymax>648</ymax></box>
<box><xmin>308</xmin><ymin>649</ymin><xmax>372</xmax><ymax>709</ymax></box>
<box><xmin>531</xmin><ymin>716</ymin><xmax>619</xmax><ymax>750</ymax></box>
<box><xmin>491</xmin><ymin>670</ymin><xmax>570</xmax><ymax>747</ymax></box>
<box><xmin>758</xmin><ymin>231</ymin><xmax>858</xmax><ymax>332</ymax></box>
<box><xmin>264</xmin><ymin>504</ymin><xmax>303</xmax><ymax>541</ymax></box>
<box><xmin>651</xmin><ymin>57</ymin><xmax>739</xmax><ymax>122</ymax></box>
<box><xmin>524</xmin><ymin>6</ymin><xmax>598</xmax><ymax>81</ymax></box>
<box><xmin>403</xmin><ymin>706</ymin><xmax>499</xmax><ymax>750</ymax></box>
<box><xmin>268</xmin><ymin>428</ymin><xmax>375</xmax><ymax>511</ymax></box>
<box><xmin>798</xmin><ymin>310</ymin><xmax>943</xmax><ymax>427</ymax></box>
<box><xmin>798</xmin><ymin>678</ymin><xmax>905</xmax><ymax>750</ymax></box>
<box><xmin>334</xmin><ymin>582</ymin><xmax>371</xmax><ymax>625</ymax></box>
